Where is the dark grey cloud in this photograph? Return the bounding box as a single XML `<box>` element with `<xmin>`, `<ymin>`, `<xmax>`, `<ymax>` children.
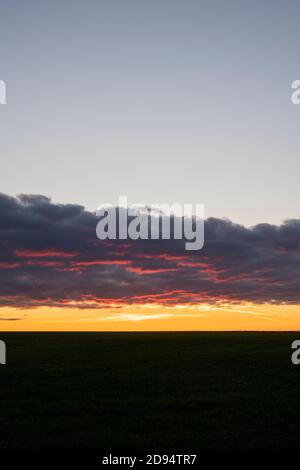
<box><xmin>0</xmin><ymin>193</ymin><xmax>299</xmax><ymax>309</ymax></box>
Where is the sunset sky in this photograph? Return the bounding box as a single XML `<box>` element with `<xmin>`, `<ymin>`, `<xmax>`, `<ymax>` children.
<box><xmin>0</xmin><ymin>193</ymin><xmax>299</xmax><ymax>330</ymax></box>
<box><xmin>0</xmin><ymin>1</ymin><xmax>299</xmax><ymax>330</ymax></box>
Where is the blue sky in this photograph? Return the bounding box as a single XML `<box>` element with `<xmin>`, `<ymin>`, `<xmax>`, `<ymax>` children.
<box><xmin>0</xmin><ymin>0</ymin><xmax>299</xmax><ymax>225</ymax></box>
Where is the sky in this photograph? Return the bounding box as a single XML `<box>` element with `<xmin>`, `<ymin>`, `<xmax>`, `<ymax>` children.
<box><xmin>0</xmin><ymin>193</ymin><xmax>299</xmax><ymax>330</ymax></box>
<box><xmin>0</xmin><ymin>0</ymin><xmax>300</xmax><ymax>226</ymax></box>
<box><xmin>0</xmin><ymin>1</ymin><xmax>299</xmax><ymax>330</ymax></box>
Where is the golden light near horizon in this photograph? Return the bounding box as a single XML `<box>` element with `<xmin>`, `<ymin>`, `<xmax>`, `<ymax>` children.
<box><xmin>1</xmin><ymin>303</ymin><xmax>299</xmax><ymax>331</ymax></box>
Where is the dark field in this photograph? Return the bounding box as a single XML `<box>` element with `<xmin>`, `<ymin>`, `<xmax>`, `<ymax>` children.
<box><xmin>0</xmin><ymin>332</ymin><xmax>300</xmax><ymax>450</ymax></box>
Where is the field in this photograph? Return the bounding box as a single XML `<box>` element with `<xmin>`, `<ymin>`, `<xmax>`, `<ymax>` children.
<box><xmin>0</xmin><ymin>332</ymin><xmax>300</xmax><ymax>450</ymax></box>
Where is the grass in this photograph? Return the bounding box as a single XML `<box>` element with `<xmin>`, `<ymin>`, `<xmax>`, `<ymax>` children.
<box><xmin>0</xmin><ymin>332</ymin><xmax>300</xmax><ymax>450</ymax></box>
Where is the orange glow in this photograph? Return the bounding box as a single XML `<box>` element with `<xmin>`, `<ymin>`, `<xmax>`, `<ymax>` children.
<box><xmin>0</xmin><ymin>303</ymin><xmax>299</xmax><ymax>331</ymax></box>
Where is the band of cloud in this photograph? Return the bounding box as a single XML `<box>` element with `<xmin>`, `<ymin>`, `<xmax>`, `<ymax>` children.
<box><xmin>0</xmin><ymin>193</ymin><xmax>299</xmax><ymax>309</ymax></box>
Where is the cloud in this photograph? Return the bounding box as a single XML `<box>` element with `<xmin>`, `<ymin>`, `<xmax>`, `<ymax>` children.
<box><xmin>0</xmin><ymin>193</ymin><xmax>299</xmax><ymax>309</ymax></box>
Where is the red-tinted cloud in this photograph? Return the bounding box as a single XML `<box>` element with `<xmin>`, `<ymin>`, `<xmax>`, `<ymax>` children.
<box><xmin>0</xmin><ymin>193</ymin><xmax>299</xmax><ymax>309</ymax></box>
